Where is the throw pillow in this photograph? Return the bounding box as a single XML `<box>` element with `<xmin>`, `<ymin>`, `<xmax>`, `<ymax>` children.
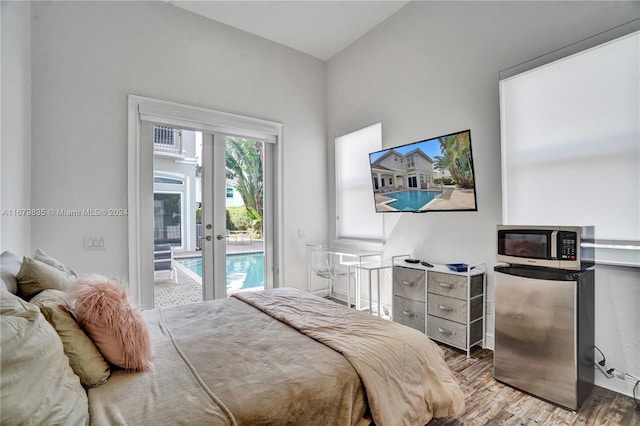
<box><xmin>30</xmin><ymin>289</ymin><xmax>111</xmax><ymax>388</ymax></box>
<box><xmin>68</xmin><ymin>274</ymin><xmax>152</xmax><ymax>371</ymax></box>
<box><xmin>0</xmin><ymin>251</ymin><xmax>21</xmax><ymax>294</ymax></box>
<box><xmin>1</xmin><ymin>290</ymin><xmax>89</xmax><ymax>425</ymax></box>
<box><xmin>16</xmin><ymin>256</ymin><xmax>75</xmax><ymax>300</ymax></box>
<box><xmin>33</xmin><ymin>248</ymin><xmax>79</xmax><ymax>277</ymax></box>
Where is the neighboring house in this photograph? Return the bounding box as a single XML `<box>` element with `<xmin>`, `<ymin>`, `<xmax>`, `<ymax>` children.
<box><xmin>370</xmin><ymin>149</ymin><xmax>435</xmax><ymax>191</ymax></box>
<box><xmin>153</xmin><ymin>126</ymin><xmax>198</xmax><ymax>253</ymax></box>
<box><xmin>225</xmin><ymin>178</ymin><xmax>244</xmax><ymax>208</ymax></box>
<box><xmin>434</xmin><ymin>168</ymin><xmax>452</xmax><ymax>181</ymax></box>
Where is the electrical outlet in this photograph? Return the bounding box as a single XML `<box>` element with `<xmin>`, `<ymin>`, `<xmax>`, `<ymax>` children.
<box><xmin>613</xmin><ymin>370</ymin><xmax>626</xmax><ymax>381</ymax></box>
<box><xmin>85</xmin><ymin>236</ymin><xmax>106</xmax><ymax>250</ymax></box>
<box><xmin>595</xmin><ymin>362</ymin><xmax>613</xmax><ymax>379</ymax></box>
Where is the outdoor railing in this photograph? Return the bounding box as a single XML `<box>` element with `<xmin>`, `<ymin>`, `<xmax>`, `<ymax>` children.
<box><xmin>153</xmin><ymin>126</ymin><xmax>184</xmax><ymax>154</ymax></box>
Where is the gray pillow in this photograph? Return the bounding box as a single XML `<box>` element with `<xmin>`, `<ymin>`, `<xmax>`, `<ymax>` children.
<box><xmin>0</xmin><ymin>251</ymin><xmax>22</xmax><ymax>294</ymax></box>
<box><xmin>16</xmin><ymin>257</ymin><xmax>75</xmax><ymax>300</ymax></box>
<box><xmin>33</xmin><ymin>248</ymin><xmax>78</xmax><ymax>277</ymax></box>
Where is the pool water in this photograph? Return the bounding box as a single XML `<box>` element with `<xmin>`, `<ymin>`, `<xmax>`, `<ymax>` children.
<box><xmin>177</xmin><ymin>253</ymin><xmax>264</xmax><ymax>291</ymax></box>
<box><xmin>386</xmin><ymin>190</ymin><xmax>441</xmax><ymax>211</ymax></box>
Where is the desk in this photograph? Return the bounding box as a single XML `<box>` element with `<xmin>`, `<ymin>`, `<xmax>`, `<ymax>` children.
<box><xmin>306</xmin><ymin>244</ymin><xmax>384</xmax><ymax>315</ymax></box>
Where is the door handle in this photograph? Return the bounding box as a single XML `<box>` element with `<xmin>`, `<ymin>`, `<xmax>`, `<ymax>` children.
<box><xmin>215</xmin><ymin>234</ymin><xmax>225</xmax><ymax>241</ymax></box>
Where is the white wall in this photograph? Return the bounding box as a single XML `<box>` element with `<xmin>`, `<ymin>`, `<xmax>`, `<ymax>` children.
<box><xmin>29</xmin><ymin>1</ymin><xmax>327</xmax><ymax>285</ymax></box>
<box><xmin>1</xmin><ymin>1</ymin><xmax>32</xmax><ymax>258</ymax></box>
<box><xmin>326</xmin><ymin>1</ymin><xmax>640</xmax><ymax>396</ymax></box>
<box><xmin>7</xmin><ymin>0</ymin><xmax>639</xmax><ymax>399</ymax></box>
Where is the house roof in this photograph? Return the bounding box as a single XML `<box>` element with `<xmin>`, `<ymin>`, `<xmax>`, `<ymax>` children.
<box><xmin>373</xmin><ymin>148</ymin><xmax>433</xmax><ymax>167</ymax></box>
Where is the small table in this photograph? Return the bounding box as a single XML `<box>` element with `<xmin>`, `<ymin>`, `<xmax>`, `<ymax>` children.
<box><xmin>350</xmin><ymin>262</ymin><xmax>394</xmax><ymax>319</ymax></box>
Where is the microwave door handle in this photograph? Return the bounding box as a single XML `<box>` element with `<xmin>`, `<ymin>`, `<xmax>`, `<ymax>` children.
<box><xmin>550</xmin><ymin>230</ymin><xmax>558</xmax><ymax>259</ymax></box>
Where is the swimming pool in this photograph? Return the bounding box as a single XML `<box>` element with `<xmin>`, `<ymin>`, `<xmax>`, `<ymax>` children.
<box><xmin>386</xmin><ymin>190</ymin><xmax>441</xmax><ymax>211</ymax></box>
<box><xmin>177</xmin><ymin>253</ymin><xmax>264</xmax><ymax>291</ymax></box>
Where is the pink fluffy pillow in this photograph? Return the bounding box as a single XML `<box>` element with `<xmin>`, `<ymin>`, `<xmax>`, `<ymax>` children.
<box><xmin>68</xmin><ymin>274</ymin><xmax>152</xmax><ymax>371</ymax></box>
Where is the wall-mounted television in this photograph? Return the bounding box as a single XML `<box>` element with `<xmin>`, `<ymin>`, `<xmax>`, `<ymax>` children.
<box><xmin>368</xmin><ymin>129</ymin><xmax>478</xmax><ymax>213</ymax></box>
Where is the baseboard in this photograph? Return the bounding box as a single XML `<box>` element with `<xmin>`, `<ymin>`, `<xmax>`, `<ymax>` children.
<box><xmin>484</xmin><ymin>333</ymin><xmax>635</xmax><ymax>398</ymax></box>
<box><xmin>594</xmin><ymin>367</ymin><xmax>638</xmax><ymax>398</ymax></box>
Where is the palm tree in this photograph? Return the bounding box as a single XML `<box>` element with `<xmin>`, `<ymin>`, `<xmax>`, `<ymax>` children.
<box><xmin>225</xmin><ymin>137</ymin><xmax>263</xmax><ymax>236</ymax></box>
<box><xmin>433</xmin><ymin>132</ymin><xmax>474</xmax><ymax>189</ymax></box>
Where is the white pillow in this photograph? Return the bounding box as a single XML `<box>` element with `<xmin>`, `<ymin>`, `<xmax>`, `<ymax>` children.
<box><xmin>0</xmin><ymin>291</ymin><xmax>89</xmax><ymax>425</ymax></box>
<box><xmin>0</xmin><ymin>251</ymin><xmax>21</xmax><ymax>294</ymax></box>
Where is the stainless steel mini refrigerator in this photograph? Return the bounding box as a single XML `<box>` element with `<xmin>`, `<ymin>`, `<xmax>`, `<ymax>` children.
<box><xmin>493</xmin><ymin>265</ymin><xmax>594</xmax><ymax>410</ymax></box>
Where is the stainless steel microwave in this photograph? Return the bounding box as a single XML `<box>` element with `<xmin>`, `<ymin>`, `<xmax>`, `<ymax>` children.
<box><xmin>497</xmin><ymin>225</ymin><xmax>594</xmax><ymax>270</ymax></box>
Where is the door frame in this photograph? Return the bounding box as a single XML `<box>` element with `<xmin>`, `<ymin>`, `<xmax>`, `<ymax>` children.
<box><xmin>128</xmin><ymin>95</ymin><xmax>283</xmax><ymax>309</ymax></box>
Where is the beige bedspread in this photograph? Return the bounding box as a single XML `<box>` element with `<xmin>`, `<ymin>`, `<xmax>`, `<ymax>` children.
<box><xmin>88</xmin><ymin>307</ymin><xmax>237</xmax><ymax>425</ymax></box>
<box><xmin>234</xmin><ymin>288</ymin><xmax>465</xmax><ymax>425</ymax></box>
<box><xmin>89</xmin><ymin>295</ymin><xmax>368</xmax><ymax>426</ymax></box>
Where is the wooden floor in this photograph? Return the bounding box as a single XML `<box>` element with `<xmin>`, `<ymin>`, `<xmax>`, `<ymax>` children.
<box><xmin>428</xmin><ymin>346</ymin><xmax>639</xmax><ymax>426</ymax></box>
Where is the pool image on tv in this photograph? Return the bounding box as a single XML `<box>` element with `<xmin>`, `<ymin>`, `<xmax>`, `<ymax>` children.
<box><xmin>369</xmin><ymin>129</ymin><xmax>478</xmax><ymax>213</ymax></box>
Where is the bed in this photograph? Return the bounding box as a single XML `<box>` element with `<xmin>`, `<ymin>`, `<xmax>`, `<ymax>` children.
<box><xmin>1</xmin><ymin>250</ymin><xmax>465</xmax><ymax>425</ymax></box>
<box><xmin>89</xmin><ymin>288</ymin><xmax>465</xmax><ymax>425</ymax></box>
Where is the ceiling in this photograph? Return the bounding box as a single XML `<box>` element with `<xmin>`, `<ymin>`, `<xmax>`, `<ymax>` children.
<box><xmin>167</xmin><ymin>1</ymin><xmax>410</xmax><ymax>61</ymax></box>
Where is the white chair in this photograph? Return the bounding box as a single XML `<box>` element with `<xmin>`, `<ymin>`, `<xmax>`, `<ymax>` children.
<box><xmin>308</xmin><ymin>246</ymin><xmax>350</xmax><ymax>300</ymax></box>
<box><xmin>154</xmin><ymin>244</ymin><xmax>177</xmax><ymax>283</ymax></box>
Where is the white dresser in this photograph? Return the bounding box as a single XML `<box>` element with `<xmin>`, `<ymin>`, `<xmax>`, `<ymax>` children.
<box><xmin>393</xmin><ymin>262</ymin><xmax>485</xmax><ymax>356</ymax></box>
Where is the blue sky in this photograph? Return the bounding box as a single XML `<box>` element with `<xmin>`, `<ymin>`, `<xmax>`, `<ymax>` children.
<box><xmin>369</xmin><ymin>137</ymin><xmax>443</xmax><ymax>163</ymax></box>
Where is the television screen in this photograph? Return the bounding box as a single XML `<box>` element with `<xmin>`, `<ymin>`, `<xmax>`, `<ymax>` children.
<box><xmin>368</xmin><ymin>129</ymin><xmax>478</xmax><ymax>213</ymax></box>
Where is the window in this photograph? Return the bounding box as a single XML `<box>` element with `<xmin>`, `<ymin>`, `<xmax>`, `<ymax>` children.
<box><xmin>500</xmin><ymin>31</ymin><xmax>639</xmax><ymax>265</ymax></box>
<box><xmin>226</xmin><ymin>187</ymin><xmax>234</xmax><ymax>198</ymax></box>
<box><xmin>153</xmin><ymin>193</ymin><xmax>182</xmax><ymax>247</ymax></box>
<box><xmin>154</xmin><ymin>176</ymin><xmax>183</xmax><ymax>185</ymax></box>
<box><xmin>335</xmin><ymin>123</ymin><xmax>383</xmax><ymax>241</ymax></box>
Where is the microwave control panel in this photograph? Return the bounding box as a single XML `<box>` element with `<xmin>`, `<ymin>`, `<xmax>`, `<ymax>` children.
<box><xmin>559</xmin><ymin>232</ymin><xmax>577</xmax><ymax>260</ymax></box>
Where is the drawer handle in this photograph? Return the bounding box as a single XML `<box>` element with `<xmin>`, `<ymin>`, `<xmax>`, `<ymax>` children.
<box><xmin>401</xmin><ymin>280</ymin><xmax>415</xmax><ymax>287</ymax></box>
<box><xmin>437</xmin><ymin>327</ymin><xmax>453</xmax><ymax>336</ymax></box>
<box><xmin>401</xmin><ymin>310</ymin><xmax>414</xmax><ymax>318</ymax></box>
<box><xmin>438</xmin><ymin>304</ymin><xmax>454</xmax><ymax>312</ymax></box>
<box><xmin>439</xmin><ymin>283</ymin><xmax>454</xmax><ymax>289</ymax></box>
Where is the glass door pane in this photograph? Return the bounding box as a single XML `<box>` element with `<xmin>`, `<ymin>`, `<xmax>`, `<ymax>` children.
<box><xmin>224</xmin><ymin>136</ymin><xmax>265</xmax><ymax>294</ymax></box>
<box><xmin>152</xmin><ymin>126</ymin><xmax>202</xmax><ymax>308</ymax></box>
<box><xmin>153</xmin><ymin>129</ymin><xmax>270</xmax><ymax>307</ymax></box>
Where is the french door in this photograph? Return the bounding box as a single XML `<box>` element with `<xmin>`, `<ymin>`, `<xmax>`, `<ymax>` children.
<box><xmin>128</xmin><ymin>95</ymin><xmax>281</xmax><ymax>310</ymax></box>
<box><xmin>201</xmin><ymin>133</ymin><xmax>273</xmax><ymax>301</ymax></box>
<box><xmin>200</xmin><ymin>133</ymin><xmax>227</xmax><ymax>300</ymax></box>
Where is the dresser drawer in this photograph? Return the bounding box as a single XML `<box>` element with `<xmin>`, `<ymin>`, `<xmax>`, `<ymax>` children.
<box><xmin>393</xmin><ymin>266</ymin><xmax>425</xmax><ymax>302</ymax></box>
<box><xmin>427</xmin><ymin>294</ymin><xmax>484</xmax><ymax>323</ymax></box>
<box><xmin>427</xmin><ymin>315</ymin><xmax>483</xmax><ymax>349</ymax></box>
<box><xmin>393</xmin><ymin>295</ymin><xmax>425</xmax><ymax>333</ymax></box>
<box><xmin>427</xmin><ymin>271</ymin><xmax>483</xmax><ymax>300</ymax></box>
